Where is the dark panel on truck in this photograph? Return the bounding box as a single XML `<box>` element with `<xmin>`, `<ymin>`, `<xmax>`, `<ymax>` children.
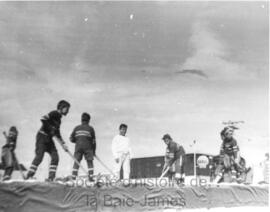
<box><xmin>130</xmin><ymin>153</ymin><xmax>214</xmax><ymax>179</ymax></box>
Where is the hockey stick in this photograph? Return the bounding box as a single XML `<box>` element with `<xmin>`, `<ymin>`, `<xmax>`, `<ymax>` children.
<box><xmin>2</xmin><ymin>131</ymin><xmax>26</xmax><ymax>179</ymax></box>
<box><xmin>53</xmin><ymin>136</ymin><xmax>89</xmax><ymax>176</ymax></box>
<box><xmin>158</xmin><ymin>165</ymin><xmax>170</xmax><ymax>182</ymax></box>
<box><xmin>94</xmin><ymin>155</ymin><xmax>116</xmax><ymax>177</ymax></box>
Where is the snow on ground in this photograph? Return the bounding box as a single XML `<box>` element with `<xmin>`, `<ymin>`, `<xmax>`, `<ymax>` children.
<box><xmin>164</xmin><ymin>206</ymin><xmax>269</xmax><ymax>212</ymax></box>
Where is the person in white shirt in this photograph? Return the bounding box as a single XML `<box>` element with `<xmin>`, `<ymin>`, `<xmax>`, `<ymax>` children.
<box><xmin>111</xmin><ymin>123</ymin><xmax>131</xmax><ymax>180</ymax></box>
<box><xmin>261</xmin><ymin>153</ymin><xmax>269</xmax><ymax>184</ymax></box>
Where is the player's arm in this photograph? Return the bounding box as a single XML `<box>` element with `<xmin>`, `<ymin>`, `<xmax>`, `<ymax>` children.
<box><xmin>69</xmin><ymin>127</ymin><xmax>76</xmax><ymax>143</ymax></box>
<box><xmin>92</xmin><ymin>128</ymin><xmax>96</xmax><ymax>156</ymax></box>
<box><xmin>170</xmin><ymin>143</ymin><xmax>182</xmax><ymax>166</ymax></box>
<box><xmin>232</xmin><ymin>139</ymin><xmax>240</xmax><ymax>163</ymax></box>
<box><xmin>8</xmin><ymin>138</ymin><xmax>16</xmax><ymax>151</ymax></box>
<box><xmin>178</xmin><ymin>145</ymin><xmax>185</xmax><ymax>167</ymax></box>
<box><xmin>166</xmin><ymin>151</ymin><xmax>176</xmax><ymax>167</ymax></box>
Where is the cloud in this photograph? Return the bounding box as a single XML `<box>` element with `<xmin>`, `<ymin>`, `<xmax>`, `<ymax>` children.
<box><xmin>200</xmin><ymin>1</ymin><xmax>268</xmax><ymax>26</ymax></box>
<box><xmin>181</xmin><ymin>20</ymin><xmax>251</xmax><ymax>80</ymax></box>
<box><xmin>175</xmin><ymin>69</ymin><xmax>208</xmax><ymax>78</ymax></box>
<box><xmin>0</xmin><ymin>1</ymin><xmax>99</xmax><ymax>71</ymax></box>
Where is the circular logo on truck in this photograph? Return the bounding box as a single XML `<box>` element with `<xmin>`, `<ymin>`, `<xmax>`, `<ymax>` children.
<box><xmin>197</xmin><ymin>155</ymin><xmax>209</xmax><ymax>168</ymax></box>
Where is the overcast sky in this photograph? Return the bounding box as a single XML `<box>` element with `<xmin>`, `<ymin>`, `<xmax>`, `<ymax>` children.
<box><xmin>0</xmin><ymin>1</ymin><xmax>268</xmax><ymax>179</ymax></box>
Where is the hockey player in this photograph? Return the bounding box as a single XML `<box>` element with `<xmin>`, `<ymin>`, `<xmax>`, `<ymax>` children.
<box><xmin>260</xmin><ymin>153</ymin><xmax>269</xmax><ymax>184</ymax></box>
<box><xmin>70</xmin><ymin>113</ymin><xmax>96</xmax><ymax>181</ymax></box>
<box><xmin>26</xmin><ymin>100</ymin><xmax>70</xmax><ymax>181</ymax></box>
<box><xmin>162</xmin><ymin>134</ymin><xmax>185</xmax><ymax>184</ymax></box>
<box><xmin>112</xmin><ymin>123</ymin><xmax>131</xmax><ymax>180</ymax></box>
<box><xmin>263</xmin><ymin>153</ymin><xmax>269</xmax><ymax>183</ymax></box>
<box><xmin>1</xmin><ymin>126</ymin><xmax>18</xmax><ymax>181</ymax></box>
<box><xmin>213</xmin><ymin>126</ymin><xmax>243</xmax><ymax>183</ymax></box>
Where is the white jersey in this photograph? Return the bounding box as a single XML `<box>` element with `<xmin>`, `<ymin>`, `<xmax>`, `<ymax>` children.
<box><xmin>262</xmin><ymin>159</ymin><xmax>269</xmax><ymax>183</ymax></box>
<box><xmin>111</xmin><ymin>134</ymin><xmax>131</xmax><ymax>159</ymax></box>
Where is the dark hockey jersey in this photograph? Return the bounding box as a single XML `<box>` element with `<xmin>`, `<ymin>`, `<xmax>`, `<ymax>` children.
<box><xmin>220</xmin><ymin>137</ymin><xmax>239</xmax><ymax>157</ymax></box>
<box><xmin>2</xmin><ymin>136</ymin><xmax>17</xmax><ymax>151</ymax></box>
<box><xmin>40</xmin><ymin>110</ymin><xmax>62</xmax><ymax>139</ymax></box>
<box><xmin>165</xmin><ymin>140</ymin><xmax>185</xmax><ymax>166</ymax></box>
<box><xmin>70</xmin><ymin>123</ymin><xmax>96</xmax><ymax>151</ymax></box>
